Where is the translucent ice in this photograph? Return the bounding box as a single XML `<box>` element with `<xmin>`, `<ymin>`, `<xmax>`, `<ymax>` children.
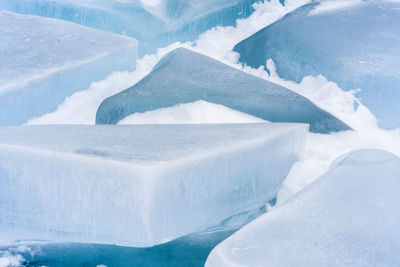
<box><xmin>0</xmin><ymin>0</ymin><xmax>258</xmax><ymax>55</ymax></box>
<box><xmin>0</xmin><ymin>123</ymin><xmax>307</xmax><ymax>247</ymax></box>
<box><xmin>0</xmin><ymin>11</ymin><xmax>138</xmax><ymax>125</ymax></box>
<box><xmin>234</xmin><ymin>1</ymin><xmax>400</xmax><ymax>129</ymax></box>
<box><xmin>96</xmin><ymin>48</ymin><xmax>349</xmax><ymax>133</ymax></box>
<box><xmin>206</xmin><ymin>149</ymin><xmax>400</xmax><ymax>267</ymax></box>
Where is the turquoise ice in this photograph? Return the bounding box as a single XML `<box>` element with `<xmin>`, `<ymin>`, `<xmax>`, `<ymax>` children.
<box><xmin>0</xmin><ymin>123</ymin><xmax>307</xmax><ymax>247</ymax></box>
<box><xmin>0</xmin><ymin>0</ymin><xmax>259</xmax><ymax>55</ymax></box>
<box><xmin>96</xmin><ymin>48</ymin><xmax>349</xmax><ymax>133</ymax></box>
<box><xmin>206</xmin><ymin>149</ymin><xmax>400</xmax><ymax>267</ymax></box>
<box><xmin>234</xmin><ymin>1</ymin><xmax>400</xmax><ymax>129</ymax></box>
<box><xmin>0</xmin><ymin>11</ymin><xmax>137</xmax><ymax>125</ymax></box>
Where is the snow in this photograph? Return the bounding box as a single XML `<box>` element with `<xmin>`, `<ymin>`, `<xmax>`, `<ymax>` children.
<box><xmin>118</xmin><ymin>100</ymin><xmax>266</xmax><ymax>125</ymax></box>
<box><xmin>206</xmin><ymin>149</ymin><xmax>400</xmax><ymax>267</ymax></box>
<box><xmin>96</xmin><ymin>48</ymin><xmax>349</xmax><ymax>133</ymax></box>
<box><xmin>0</xmin><ymin>123</ymin><xmax>307</xmax><ymax>247</ymax></box>
<box><xmin>0</xmin><ymin>11</ymin><xmax>137</xmax><ymax>125</ymax></box>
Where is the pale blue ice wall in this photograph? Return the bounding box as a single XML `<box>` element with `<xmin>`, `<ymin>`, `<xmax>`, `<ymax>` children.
<box><xmin>234</xmin><ymin>2</ymin><xmax>400</xmax><ymax>129</ymax></box>
<box><xmin>0</xmin><ymin>123</ymin><xmax>306</xmax><ymax>247</ymax></box>
<box><xmin>0</xmin><ymin>0</ymin><xmax>260</xmax><ymax>55</ymax></box>
<box><xmin>96</xmin><ymin>48</ymin><xmax>350</xmax><ymax>133</ymax></box>
<box><xmin>0</xmin><ymin>11</ymin><xmax>138</xmax><ymax>125</ymax></box>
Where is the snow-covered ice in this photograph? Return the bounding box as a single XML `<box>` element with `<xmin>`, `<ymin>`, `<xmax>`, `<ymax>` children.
<box><xmin>96</xmin><ymin>48</ymin><xmax>349</xmax><ymax>133</ymax></box>
<box><xmin>0</xmin><ymin>11</ymin><xmax>138</xmax><ymax>125</ymax></box>
<box><xmin>0</xmin><ymin>123</ymin><xmax>307</xmax><ymax>247</ymax></box>
<box><xmin>234</xmin><ymin>1</ymin><xmax>400</xmax><ymax>129</ymax></box>
<box><xmin>206</xmin><ymin>149</ymin><xmax>400</xmax><ymax>267</ymax></box>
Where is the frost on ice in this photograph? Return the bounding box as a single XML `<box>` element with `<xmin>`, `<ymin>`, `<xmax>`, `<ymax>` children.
<box><xmin>206</xmin><ymin>149</ymin><xmax>400</xmax><ymax>267</ymax></box>
<box><xmin>0</xmin><ymin>11</ymin><xmax>138</xmax><ymax>125</ymax></box>
<box><xmin>234</xmin><ymin>1</ymin><xmax>400</xmax><ymax>129</ymax></box>
<box><xmin>0</xmin><ymin>123</ymin><xmax>307</xmax><ymax>247</ymax></box>
<box><xmin>96</xmin><ymin>48</ymin><xmax>349</xmax><ymax>133</ymax></box>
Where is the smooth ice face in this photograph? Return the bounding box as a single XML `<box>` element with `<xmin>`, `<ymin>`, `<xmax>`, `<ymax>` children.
<box><xmin>0</xmin><ymin>123</ymin><xmax>307</xmax><ymax>247</ymax></box>
<box><xmin>206</xmin><ymin>149</ymin><xmax>400</xmax><ymax>267</ymax></box>
<box><xmin>0</xmin><ymin>11</ymin><xmax>138</xmax><ymax>125</ymax></box>
<box><xmin>96</xmin><ymin>48</ymin><xmax>349</xmax><ymax>133</ymax></box>
<box><xmin>234</xmin><ymin>1</ymin><xmax>400</xmax><ymax>129</ymax></box>
<box><xmin>0</xmin><ymin>0</ymin><xmax>258</xmax><ymax>55</ymax></box>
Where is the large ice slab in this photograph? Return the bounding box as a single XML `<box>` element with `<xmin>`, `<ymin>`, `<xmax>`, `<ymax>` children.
<box><xmin>0</xmin><ymin>123</ymin><xmax>307</xmax><ymax>247</ymax></box>
<box><xmin>0</xmin><ymin>0</ymin><xmax>258</xmax><ymax>55</ymax></box>
<box><xmin>234</xmin><ymin>1</ymin><xmax>400</xmax><ymax>129</ymax></box>
<box><xmin>206</xmin><ymin>149</ymin><xmax>400</xmax><ymax>267</ymax></box>
<box><xmin>96</xmin><ymin>48</ymin><xmax>349</xmax><ymax>133</ymax></box>
<box><xmin>0</xmin><ymin>11</ymin><xmax>138</xmax><ymax>125</ymax></box>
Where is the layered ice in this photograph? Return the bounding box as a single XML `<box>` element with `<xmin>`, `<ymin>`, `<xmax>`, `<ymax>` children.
<box><xmin>0</xmin><ymin>0</ymin><xmax>259</xmax><ymax>54</ymax></box>
<box><xmin>206</xmin><ymin>149</ymin><xmax>400</xmax><ymax>267</ymax></box>
<box><xmin>96</xmin><ymin>48</ymin><xmax>349</xmax><ymax>133</ymax></box>
<box><xmin>0</xmin><ymin>123</ymin><xmax>307</xmax><ymax>247</ymax></box>
<box><xmin>234</xmin><ymin>1</ymin><xmax>400</xmax><ymax>129</ymax></box>
<box><xmin>0</xmin><ymin>11</ymin><xmax>138</xmax><ymax>125</ymax></box>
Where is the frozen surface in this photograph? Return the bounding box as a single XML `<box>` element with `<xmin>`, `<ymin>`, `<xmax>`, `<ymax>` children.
<box><xmin>118</xmin><ymin>100</ymin><xmax>266</xmax><ymax>125</ymax></box>
<box><xmin>0</xmin><ymin>123</ymin><xmax>307</xmax><ymax>247</ymax></box>
<box><xmin>96</xmin><ymin>48</ymin><xmax>349</xmax><ymax>133</ymax></box>
<box><xmin>0</xmin><ymin>0</ymin><xmax>258</xmax><ymax>55</ymax></box>
<box><xmin>0</xmin><ymin>11</ymin><xmax>138</xmax><ymax>125</ymax></box>
<box><xmin>206</xmin><ymin>149</ymin><xmax>400</xmax><ymax>267</ymax></box>
<box><xmin>234</xmin><ymin>1</ymin><xmax>400</xmax><ymax>129</ymax></box>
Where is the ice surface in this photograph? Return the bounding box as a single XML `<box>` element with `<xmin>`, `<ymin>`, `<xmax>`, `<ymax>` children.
<box><xmin>0</xmin><ymin>11</ymin><xmax>138</xmax><ymax>125</ymax></box>
<box><xmin>234</xmin><ymin>1</ymin><xmax>400</xmax><ymax>129</ymax></box>
<box><xmin>96</xmin><ymin>48</ymin><xmax>349</xmax><ymax>133</ymax></box>
<box><xmin>206</xmin><ymin>149</ymin><xmax>400</xmax><ymax>267</ymax></box>
<box><xmin>0</xmin><ymin>0</ymin><xmax>258</xmax><ymax>55</ymax></box>
<box><xmin>0</xmin><ymin>123</ymin><xmax>307</xmax><ymax>247</ymax></box>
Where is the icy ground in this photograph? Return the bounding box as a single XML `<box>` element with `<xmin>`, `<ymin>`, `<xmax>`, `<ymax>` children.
<box><xmin>1</xmin><ymin>0</ymin><xmax>400</xmax><ymax>266</ymax></box>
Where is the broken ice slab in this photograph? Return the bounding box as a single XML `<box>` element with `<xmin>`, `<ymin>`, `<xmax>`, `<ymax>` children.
<box><xmin>0</xmin><ymin>11</ymin><xmax>138</xmax><ymax>125</ymax></box>
<box><xmin>206</xmin><ymin>149</ymin><xmax>400</xmax><ymax>267</ymax></box>
<box><xmin>96</xmin><ymin>48</ymin><xmax>349</xmax><ymax>133</ymax></box>
<box><xmin>0</xmin><ymin>123</ymin><xmax>307</xmax><ymax>247</ymax></box>
<box><xmin>234</xmin><ymin>1</ymin><xmax>400</xmax><ymax>129</ymax></box>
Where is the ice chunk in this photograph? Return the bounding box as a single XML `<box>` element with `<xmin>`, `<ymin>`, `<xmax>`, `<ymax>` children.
<box><xmin>234</xmin><ymin>1</ymin><xmax>400</xmax><ymax>129</ymax></box>
<box><xmin>0</xmin><ymin>123</ymin><xmax>307</xmax><ymax>247</ymax></box>
<box><xmin>0</xmin><ymin>0</ymin><xmax>258</xmax><ymax>55</ymax></box>
<box><xmin>0</xmin><ymin>11</ymin><xmax>138</xmax><ymax>125</ymax></box>
<box><xmin>96</xmin><ymin>48</ymin><xmax>349</xmax><ymax>133</ymax></box>
<box><xmin>206</xmin><ymin>149</ymin><xmax>400</xmax><ymax>267</ymax></box>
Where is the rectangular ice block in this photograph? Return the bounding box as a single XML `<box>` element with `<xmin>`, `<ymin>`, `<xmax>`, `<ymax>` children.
<box><xmin>0</xmin><ymin>123</ymin><xmax>308</xmax><ymax>247</ymax></box>
<box><xmin>0</xmin><ymin>11</ymin><xmax>138</xmax><ymax>125</ymax></box>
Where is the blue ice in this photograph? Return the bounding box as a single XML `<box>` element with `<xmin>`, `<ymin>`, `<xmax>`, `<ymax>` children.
<box><xmin>234</xmin><ymin>1</ymin><xmax>400</xmax><ymax>129</ymax></box>
<box><xmin>206</xmin><ymin>149</ymin><xmax>400</xmax><ymax>266</ymax></box>
<box><xmin>0</xmin><ymin>123</ymin><xmax>306</xmax><ymax>247</ymax></box>
<box><xmin>96</xmin><ymin>48</ymin><xmax>350</xmax><ymax>133</ymax></box>
<box><xmin>0</xmin><ymin>11</ymin><xmax>138</xmax><ymax>125</ymax></box>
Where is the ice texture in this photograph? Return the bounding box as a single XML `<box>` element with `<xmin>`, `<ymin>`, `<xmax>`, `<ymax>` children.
<box><xmin>0</xmin><ymin>123</ymin><xmax>307</xmax><ymax>247</ymax></box>
<box><xmin>206</xmin><ymin>149</ymin><xmax>400</xmax><ymax>267</ymax></box>
<box><xmin>96</xmin><ymin>48</ymin><xmax>349</xmax><ymax>133</ymax></box>
<box><xmin>234</xmin><ymin>1</ymin><xmax>400</xmax><ymax>129</ymax></box>
<box><xmin>0</xmin><ymin>0</ymin><xmax>258</xmax><ymax>55</ymax></box>
<box><xmin>0</xmin><ymin>11</ymin><xmax>138</xmax><ymax>125</ymax></box>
